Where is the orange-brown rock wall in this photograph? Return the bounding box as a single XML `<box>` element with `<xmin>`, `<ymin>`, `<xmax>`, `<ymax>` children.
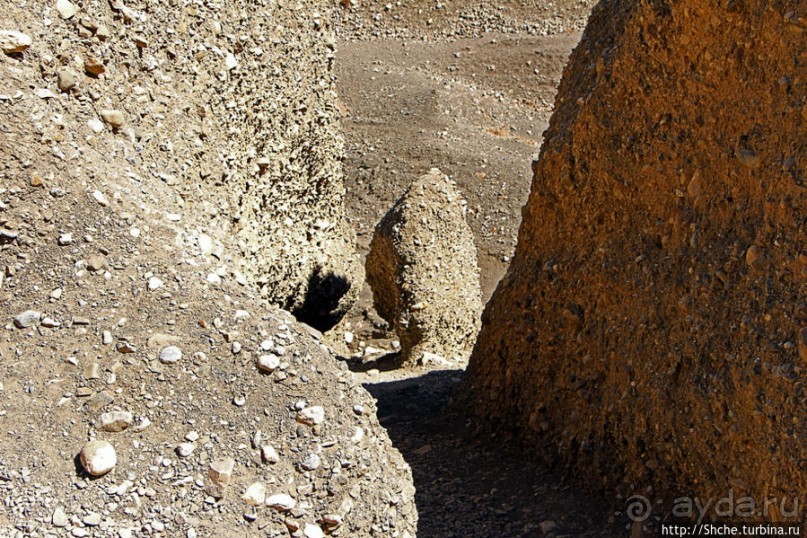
<box><xmin>464</xmin><ymin>0</ymin><xmax>805</xmax><ymax>514</ymax></box>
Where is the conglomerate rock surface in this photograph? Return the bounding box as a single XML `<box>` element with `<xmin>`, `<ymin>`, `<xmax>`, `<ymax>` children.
<box><xmin>0</xmin><ymin>0</ymin><xmax>416</xmax><ymax>536</ymax></box>
<box><xmin>366</xmin><ymin>168</ymin><xmax>482</xmax><ymax>367</ymax></box>
<box><xmin>464</xmin><ymin>0</ymin><xmax>805</xmax><ymax>515</ymax></box>
<box><xmin>1</xmin><ymin>0</ymin><xmax>362</xmax><ymax>331</ymax></box>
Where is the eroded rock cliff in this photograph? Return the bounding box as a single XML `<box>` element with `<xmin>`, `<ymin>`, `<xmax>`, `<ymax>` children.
<box><xmin>464</xmin><ymin>0</ymin><xmax>805</xmax><ymax>514</ymax></box>
<box><xmin>0</xmin><ymin>0</ymin><xmax>415</xmax><ymax>535</ymax></box>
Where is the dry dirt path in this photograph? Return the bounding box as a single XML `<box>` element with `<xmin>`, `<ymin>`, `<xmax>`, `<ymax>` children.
<box><xmin>336</xmin><ymin>30</ymin><xmax>625</xmax><ymax>538</ymax></box>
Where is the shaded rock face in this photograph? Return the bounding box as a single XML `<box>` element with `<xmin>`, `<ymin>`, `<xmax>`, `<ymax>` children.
<box><xmin>464</xmin><ymin>0</ymin><xmax>805</xmax><ymax>512</ymax></box>
<box><xmin>367</xmin><ymin>169</ymin><xmax>483</xmax><ymax>366</ymax></box>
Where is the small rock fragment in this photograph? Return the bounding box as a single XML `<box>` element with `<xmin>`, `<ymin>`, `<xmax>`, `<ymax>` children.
<box><xmin>745</xmin><ymin>245</ymin><xmax>765</xmax><ymax>270</ymax></box>
<box><xmin>159</xmin><ymin>346</ymin><xmax>182</xmax><ymax>364</ymax></box>
<box><xmin>206</xmin><ymin>458</ymin><xmax>235</xmax><ymax>498</ymax></box>
<box><xmin>52</xmin><ymin>508</ymin><xmax>68</xmax><ymax>527</ymax></box>
<box><xmin>132</xmin><ymin>417</ymin><xmax>151</xmax><ymax>432</ymax></box>
<box><xmin>87</xmin><ymin>255</ymin><xmax>106</xmax><ymax>272</ymax></box>
<box><xmin>14</xmin><ymin>310</ymin><xmax>41</xmax><ymax>329</ymax></box>
<box><xmin>225</xmin><ymin>52</ymin><xmax>238</xmax><ymax>70</ymax></box>
<box><xmin>176</xmin><ymin>443</ymin><xmax>195</xmax><ymax>458</ymax></box>
<box><xmin>539</xmin><ymin>520</ymin><xmax>558</xmax><ymax>534</ymax></box>
<box><xmin>266</xmin><ymin>493</ymin><xmax>296</xmax><ymax>511</ymax></box>
<box><xmin>80</xmin><ymin>440</ymin><xmax>117</xmax><ymax>476</ymax></box>
<box><xmin>241</xmin><ymin>482</ymin><xmax>266</xmax><ymax>506</ymax></box>
<box><xmin>97</xmin><ymin>411</ymin><xmax>133</xmax><ymax>432</ymax></box>
<box><xmin>83</xmin><ymin>513</ymin><xmax>101</xmax><ymax>526</ymax></box>
<box><xmin>56</xmin><ymin>0</ymin><xmax>78</xmax><ymax>19</ymax></box>
<box><xmin>88</xmin><ymin>118</ymin><xmax>105</xmax><ymax>133</ymax></box>
<box><xmin>261</xmin><ymin>445</ymin><xmax>280</xmax><ymax>464</ymax></box>
<box><xmin>737</xmin><ymin>149</ymin><xmax>760</xmax><ymax>169</ymax></box>
<box><xmin>322</xmin><ymin>514</ymin><xmax>343</xmax><ymax>528</ymax></box>
<box><xmin>296</xmin><ymin>406</ymin><xmax>325</xmax><ymax>426</ymax></box>
<box><xmin>100</xmin><ymin>109</ymin><xmax>125</xmax><ymax>128</ymax></box>
<box><xmin>91</xmin><ymin>190</ymin><xmax>109</xmax><ymax>206</ymax></box>
<box><xmin>84</xmin><ymin>56</ymin><xmax>105</xmax><ymax>75</ymax></box>
<box><xmin>300</xmin><ymin>453</ymin><xmax>321</xmax><ymax>471</ymax></box>
<box><xmin>57</xmin><ymin>68</ymin><xmax>78</xmax><ymax>92</ymax></box>
<box><xmin>303</xmin><ymin>524</ymin><xmax>325</xmax><ymax>538</ymax></box>
<box><xmin>257</xmin><ymin>353</ymin><xmax>280</xmax><ymax>372</ymax></box>
<box><xmin>0</xmin><ymin>31</ymin><xmax>32</xmax><ymax>53</ymax></box>
<box><xmin>41</xmin><ymin>316</ymin><xmax>60</xmax><ymax>328</ymax></box>
<box><xmin>116</xmin><ymin>341</ymin><xmax>136</xmax><ymax>354</ymax></box>
<box><xmin>147</xmin><ymin>277</ymin><xmax>164</xmax><ymax>290</ymax></box>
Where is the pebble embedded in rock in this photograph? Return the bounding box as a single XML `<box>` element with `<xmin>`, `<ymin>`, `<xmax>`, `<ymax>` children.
<box><xmin>57</xmin><ymin>68</ymin><xmax>77</xmax><ymax>92</ymax></box>
<box><xmin>52</xmin><ymin>508</ymin><xmax>68</xmax><ymax>527</ymax></box>
<box><xmin>539</xmin><ymin>520</ymin><xmax>558</xmax><ymax>534</ymax></box>
<box><xmin>56</xmin><ymin>0</ymin><xmax>78</xmax><ymax>19</ymax></box>
<box><xmin>241</xmin><ymin>482</ymin><xmax>266</xmax><ymax>506</ymax></box>
<box><xmin>176</xmin><ymin>442</ymin><xmax>195</xmax><ymax>458</ymax></box>
<box><xmin>737</xmin><ymin>149</ymin><xmax>760</xmax><ymax>169</ymax></box>
<box><xmin>83</xmin><ymin>512</ymin><xmax>101</xmax><ymax>526</ymax></box>
<box><xmin>148</xmin><ymin>276</ymin><xmax>164</xmax><ymax>290</ymax></box>
<box><xmin>206</xmin><ymin>458</ymin><xmax>235</xmax><ymax>498</ymax></box>
<box><xmin>745</xmin><ymin>245</ymin><xmax>765</xmax><ymax>270</ymax></box>
<box><xmin>116</xmin><ymin>341</ymin><xmax>136</xmax><ymax>354</ymax></box>
<box><xmin>266</xmin><ymin>493</ymin><xmax>296</xmax><ymax>511</ymax></box>
<box><xmin>97</xmin><ymin>411</ymin><xmax>133</xmax><ymax>432</ymax></box>
<box><xmin>303</xmin><ymin>524</ymin><xmax>325</xmax><ymax>538</ymax></box>
<box><xmin>58</xmin><ymin>233</ymin><xmax>73</xmax><ymax>245</ymax></box>
<box><xmin>84</xmin><ymin>56</ymin><xmax>105</xmax><ymax>75</ymax></box>
<box><xmin>80</xmin><ymin>440</ymin><xmax>117</xmax><ymax>476</ymax></box>
<box><xmin>87</xmin><ymin>255</ymin><xmax>106</xmax><ymax>272</ymax></box>
<box><xmin>88</xmin><ymin>118</ymin><xmax>105</xmax><ymax>133</ymax></box>
<box><xmin>296</xmin><ymin>406</ymin><xmax>325</xmax><ymax>426</ymax></box>
<box><xmin>261</xmin><ymin>444</ymin><xmax>280</xmax><ymax>464</ymax></box>
<box><xmin>300</xmin><ymin>452</ymin><xmax>321</xmax><ymax>471</ymax></box>
<box><xmin>0</xmin><ymin>30</ymin><xmax>32</xmax><ymax>53</ymax></box>
<box><xmin>198</xmin><ymin>234</ymin><xmax>213</xmax><ymax>255</ymax></box>
<box><xmin>257</xmin><ymin>353</ymin><xmax>280</xmax><ymax>372</ymax></box>
<box><xmin>322</xmin><ymin>514</ymin><xmax>343</xmax><ymax>528</ymax></box>
<box><xmin>159</xmin><ymin>346</ymin><xmax>182</xmax><ymax>364</ymax></box>
<box><xmin>100</xmin><ymin>109</ymin><xmax>125</xmax><ymax>128</ymax></box>
<box><xmin>91</xmin><ymin>190</ymin><xmax>109</xmax><ymax>206</ymax></box>
<box><xmin>14</xmin><ymin>310</ymin><xmax>41</xmax><ymax>329</ymax></box>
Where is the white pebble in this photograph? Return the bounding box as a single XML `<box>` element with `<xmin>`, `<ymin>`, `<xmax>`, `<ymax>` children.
<box><xmin>159</xmin><ymin>346</ymin><xmax>182</xmax><ymax>364</ymax></box>
<box><xmin>80</xmin><ymin>440</ymin><xmax>117</xmax><ymax>476</ymax></box>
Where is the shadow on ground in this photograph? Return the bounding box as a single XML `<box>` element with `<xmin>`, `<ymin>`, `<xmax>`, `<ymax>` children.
<box><xmin>362</xmin><ymin>370</ymin><xmax>623</xmax><ymax>538</ymax></box>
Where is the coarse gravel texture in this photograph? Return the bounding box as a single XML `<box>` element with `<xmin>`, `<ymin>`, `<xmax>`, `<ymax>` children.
<box><xmin>366</xmin><ymin>168</ymin><xmax>482</xmax><ymax>367</ymax></box>
<box><xmin>464</xmin><ymin>0</ymin><xmax>806</xmax><ymax>526</ymax></box>
<box><xmin>0</xmin><ymin>0</ymin><xmax>418</xmax><ymax>536</ymax></box>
